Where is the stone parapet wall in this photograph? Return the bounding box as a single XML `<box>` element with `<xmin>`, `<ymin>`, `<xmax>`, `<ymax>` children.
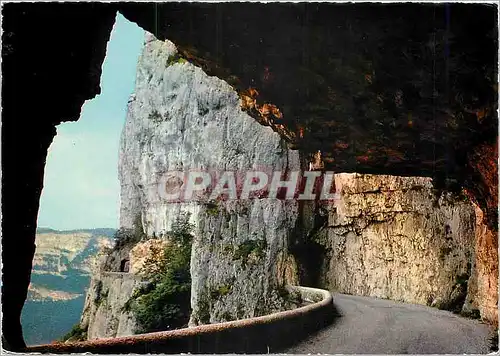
<box><xmin>27</xmin><ymin>286</ymin><xmax>335</xmax><ymax>354</ymax></box>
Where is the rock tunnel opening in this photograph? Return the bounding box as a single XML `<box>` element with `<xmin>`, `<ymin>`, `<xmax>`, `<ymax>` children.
<box><xmin>18</xmin><ymin>13</ymin><xmax>144</xmax><ymax>347</ymax></box>
<box><xmin>120</xmin><ymin>259</ymin><xmax>130</xmax><ymax>273</ymax></box>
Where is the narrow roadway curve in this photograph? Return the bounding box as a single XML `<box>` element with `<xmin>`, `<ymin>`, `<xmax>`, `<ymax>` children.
<box><xmin>287</xmin><ymin>293</ymin><xmax>493</xmax><ymax>354</ymax></box>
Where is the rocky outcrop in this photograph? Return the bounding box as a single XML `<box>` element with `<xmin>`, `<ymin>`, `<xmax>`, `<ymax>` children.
<box><xmin>79</xmin><ymin>238</ymin><xmax>174</xmax><ymax>340</ymax></box>
<box><xmin>80</xmin><ymin>272</ymin><xmax>147</xmax><ymax>339</ymax></box>
<box><xmin>464</xmin><ymin>203</ymin><xmax>498</xmax><ymax>324</ymax></box>
<box><xmin>129</xmin><ymin>239</ymin><xmax>171</xmax><ymax>275</ymax></box>
<box><xmin>316</xmin><ymin>174</ymin><xmax>477</xmax><ymax>313</ymax></box>
<box><xmin>118</xmin><ymin>34</ymin><xmax>301</xmax><ymax>327</ymax></box>
<box><xmin>463</xmin><ymin>140</ymin><xmax>498</xmax><ymax>324</ymax></box>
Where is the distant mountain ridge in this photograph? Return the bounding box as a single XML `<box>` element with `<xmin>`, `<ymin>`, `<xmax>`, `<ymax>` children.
<box><xmin>22</xmin><ymin>227</ymin><xmax>115</xmax><ymax>345</ymax></box>
<box><xmin>36</xmin><ymin>227</ymin><xmax>116</xmax><ymax>237</ymax></box>
<box><xmin>31</xmin><ymin>228</ymin><xmax>115</xmax><ymax>277</ymax></box>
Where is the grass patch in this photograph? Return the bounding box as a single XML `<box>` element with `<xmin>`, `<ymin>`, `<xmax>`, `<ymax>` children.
<box><xmin>166</xmin><ymin>53</ymin><xmax>188</xmax><ymax>67</ymax></box>
<box><xmin>95</xmin><ymin>289</ymin><xmax>108</xmax><ymax>308</ymax></box>
<box><xmin>210</xmin><ymin>284</ymin><xmax>233</xmax><ymax>301</ymax></box>
<box><xmin>233</xmin><ymin>239</ymin><xmax>267</xmax><ymax>267</ymax></box>
<box><xmin>60</xmin><ymin>324</ymin><xmax>88</xmax><ymax>342</ymax></box>
<box><xmin>205</xmin><ymin>201</ymin><xmax>219</xmax><ymax>216</ymax></box>
<box><xmin>148</xmin><ymin>109</ymin><xmax>168</xmax><ymax>124</ymax></box>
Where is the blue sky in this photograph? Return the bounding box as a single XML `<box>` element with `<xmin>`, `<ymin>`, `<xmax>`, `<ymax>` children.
<box><xmin>37</xmin><ymin>14</ymin><xmax>144</xmax><ymax>230</ymax></box>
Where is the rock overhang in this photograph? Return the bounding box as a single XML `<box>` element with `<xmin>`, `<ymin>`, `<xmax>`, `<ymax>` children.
<box><xmin>116</xmin><ymin>3</ymin><xmax>498</xmax><ymax>227</ymax></box>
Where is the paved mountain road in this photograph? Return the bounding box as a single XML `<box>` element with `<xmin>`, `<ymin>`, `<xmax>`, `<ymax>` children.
<box><xmin>286</xmin><ymin>293</ymin><xmax>493</xmax><ymax>354</ymax></box>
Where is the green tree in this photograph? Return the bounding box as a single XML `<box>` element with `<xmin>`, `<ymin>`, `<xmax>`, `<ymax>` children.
<box><xmin>129</xmin><ymin>213</ymin><xmax>194</xmax><ymax>333</ymax></box>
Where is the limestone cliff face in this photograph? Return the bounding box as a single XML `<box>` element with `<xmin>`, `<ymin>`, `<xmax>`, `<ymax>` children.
<box><xmin>465</xmin><ymin>203</ymin><xmax>498</xmax><ymax>324</ymax></box>
<box><xmin>79</xmin><ymin>239</ymin><xmax>169</xmax><ymax>340</ymax></box>
<box><xmin>316</xmin><ymin>174</ymin><xmax>477</xmax><ymax>312</ymax></box>
<box><xmin>118</xmin><ymin>34</ymin><xmax>300</xmax><ymax>326</ymax></box>
<box><xmin>80</xmin><ymin>32</ymin><xmax>494</xmax><ymax>339</ymax></box>
<box><xmin>79</xmin><ymin>272</ymin><xmax>146</xmax><ymax>339</ymax></box>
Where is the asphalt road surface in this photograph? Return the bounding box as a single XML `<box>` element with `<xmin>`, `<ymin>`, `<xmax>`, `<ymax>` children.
<box><xmin>287</xmin><ymin>293</ymin><xmax>493</xmax><ymax>354</ymax></box>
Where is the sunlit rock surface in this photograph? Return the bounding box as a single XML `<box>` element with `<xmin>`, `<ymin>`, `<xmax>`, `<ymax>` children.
<box><xmin>316</xmin><ymin>174</ymin><xmax>479</xmax><ymax>313</ymax></box>
<box><xmin>119</xmin><ymin>33</ymin><xmax>301</xmax><ymax>326</ymax></box>
<box><xmin>465</xmin><ymin>203</ymin><xmax>498</xmax><ymax>324</ymax></box>
<box><xmin>129</xmin><ymin>239</ymin><xmax>170</xmax><ymax>275</ymax></box>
